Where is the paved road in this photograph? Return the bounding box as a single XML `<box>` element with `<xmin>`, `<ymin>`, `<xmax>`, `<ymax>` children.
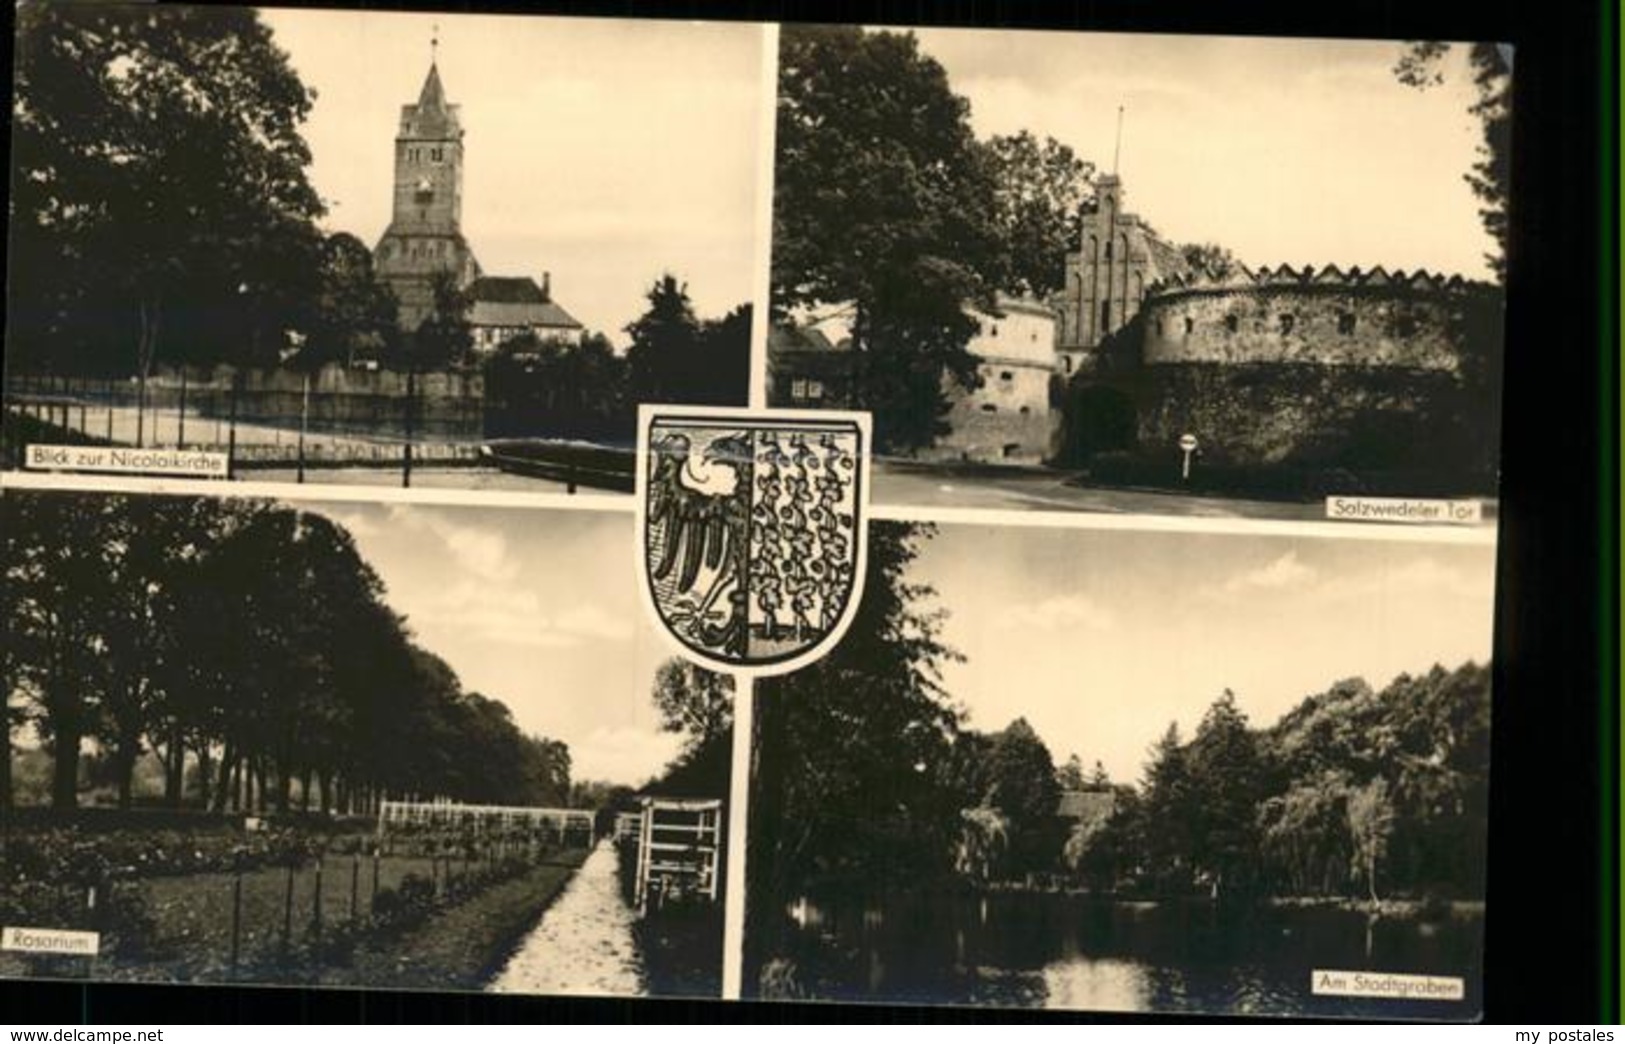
<box><xmin>872</xmin><ymin>463</ymin><xmax>1318</xmax><ymax>520</ymax></box>
<box><xmin>488</xmin><ymin>841</ymin><xmax>647</xmax><ymax>997</ymax></box>
<box><xmin>871</xmin><ymin>461</ymin><xmax>1498</xmax><ymax>525</ymax></box>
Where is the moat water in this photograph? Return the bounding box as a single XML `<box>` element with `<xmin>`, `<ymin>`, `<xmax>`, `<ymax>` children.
<box><xmin>768</xmin><ymin>889</ymin><xmax>1483</xmax><ymax>1018</ymax></box>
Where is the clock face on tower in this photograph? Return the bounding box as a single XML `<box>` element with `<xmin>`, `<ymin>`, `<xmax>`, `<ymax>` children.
<box><xmin>415</xmin><ymin>176</ymin><xmax>433</xmax><ymax>199</ymax></box>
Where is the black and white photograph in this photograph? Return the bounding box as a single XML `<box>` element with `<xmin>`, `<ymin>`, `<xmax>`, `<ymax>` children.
<box><xmin>766</xmin><ymin>27</ymin><xmax>1508</xmax><ymax>520</ymax></box>
<box><xmin>6</xmin><ymin>6</ymin><xmax>764</xmax><ymax>492</ymax></box>
<box><xmin>0</xmin><ymin>489</ymin><xmax>733</xmax><ymax>997</ymax></box>
<box><xmin>744</xmin><ymin>521</ymin><xmax>1494</xmax><ymax>1017</ymax></box>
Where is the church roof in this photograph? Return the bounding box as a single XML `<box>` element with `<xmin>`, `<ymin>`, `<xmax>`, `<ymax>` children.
<box><xmin>418</xmin><ymin>62</ymin><xmax>448</xmax><ymax>112</ymax></box>
<box><xmin>469</xmin><ymin>276</ymin><xmax>550</xmax><ymax>304</ymax></box>
<box><xmin>400</xmin><ymin>60</ymin><xmax>461</xmax><ymax>138</ymax></box>
<box><xmin>468</xmin><ymin>276</ymin><xmax>582</xmax><ymax>330</ymax></box>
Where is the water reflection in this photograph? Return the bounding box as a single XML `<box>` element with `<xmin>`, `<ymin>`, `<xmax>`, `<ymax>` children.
<box><xmin>772</xmin><ymin>889</ymin><xmax>1482</xmax><ymax>1018</ymax></box>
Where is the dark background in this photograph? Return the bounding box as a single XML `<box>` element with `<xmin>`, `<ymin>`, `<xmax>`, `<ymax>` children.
<box><xmin>2</xmin><ymin>0</ymin><xmax>1617</xmax><ymax>1025</ymax></box>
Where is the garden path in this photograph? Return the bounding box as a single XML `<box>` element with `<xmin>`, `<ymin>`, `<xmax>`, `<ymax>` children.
<box><xmin>487</xmin><ymin>840</ymin><xmax>646</xmax><ymax>996</ymax></box>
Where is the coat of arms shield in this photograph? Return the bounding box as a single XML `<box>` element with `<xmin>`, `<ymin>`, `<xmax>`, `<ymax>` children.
<box><xmin>637</xmin><ymin>406</ymin><xmax>870</xmax><ymax>675</ymax></box>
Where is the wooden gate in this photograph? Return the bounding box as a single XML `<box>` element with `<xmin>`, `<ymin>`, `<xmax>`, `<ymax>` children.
<box><xmin>632</xmin><ymin>797</ymin><xmax>722</xmax><ymax>915</ymax></box>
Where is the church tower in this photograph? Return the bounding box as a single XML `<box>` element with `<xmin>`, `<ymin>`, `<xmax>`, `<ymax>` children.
<box><xmin>374</xmin><ymin>50</ymin><xmax>481</xmax><ymax>332</ymax></box>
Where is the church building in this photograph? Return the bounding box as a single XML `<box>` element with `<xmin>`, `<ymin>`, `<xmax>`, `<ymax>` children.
<box><xmin>374</xmin><ymin>52</ymin><xmax>581</xmax><ymax>351</ymax></box>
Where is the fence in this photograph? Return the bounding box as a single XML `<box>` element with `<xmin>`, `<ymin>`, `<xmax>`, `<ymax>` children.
<box><xmin>4</xmin><ymin>365</ymin><xmax>485</xmax><ymax>471</ymax></box>
<box><xmin>377</xmin><ymin>800</ymin><xmax>596</xmax><ymax>845</ymax></box>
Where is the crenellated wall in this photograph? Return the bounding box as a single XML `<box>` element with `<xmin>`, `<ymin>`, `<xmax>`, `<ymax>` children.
<box><xmin>1138</xmin><ymin>265</ymin><xmax>1478</xmax><ymax>373</ymax></box>
<box><xmin>1062</xmin><ymin>264</ymin><xmax>1503</xmax><ymax>485</ymax></box>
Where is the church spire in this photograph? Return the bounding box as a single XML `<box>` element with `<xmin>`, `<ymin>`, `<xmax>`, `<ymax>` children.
<box><xmin>417</xmin><ymin>59</ymin><xmax>447</xmax><ymax>113</ymax></box>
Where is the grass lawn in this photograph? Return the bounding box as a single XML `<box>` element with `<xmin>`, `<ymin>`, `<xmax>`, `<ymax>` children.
<box><xmin>1</xmin><ymin>851</ymin><xmax>553</xmax><ymax>986</ymax></box>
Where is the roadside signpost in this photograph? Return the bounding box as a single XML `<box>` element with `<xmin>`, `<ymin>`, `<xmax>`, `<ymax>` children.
<box><xmin>1179</xmin><ymin>433</ymin><xmax>1199</xmax><ymax>481</ymax></box>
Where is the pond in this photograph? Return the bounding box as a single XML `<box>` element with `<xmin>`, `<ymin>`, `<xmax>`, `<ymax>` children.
<box><xmin>763</xmin><ymin>889</ymin><xmax>1483</xmax><ymax>1019</ymax></box>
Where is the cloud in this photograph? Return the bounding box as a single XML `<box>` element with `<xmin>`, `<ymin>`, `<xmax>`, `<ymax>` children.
<box><xmin>1315</xmin><ymin>556</ymin><xmax>1489</xmax><ymax>605</ymax></box>
<box><xmin>996</xmin><ymin>594</ymin><xmax>1116</xmax><ymax>633</ymax></box>
<box><xmin>409</xmin><ymin>580</ymin><xmax>632</xmax><ymax>649</ymax></box>
<box><xmin>1200</xmin><ymin>551</ymin><xmax>1487</xmax><ymax>610</ymax></box>
<box><xmin>1220</xmin><ymin>551</ymin><xmax>1317</xmax><ymax>595</ymax></box>
<box><xmin>382</xmin><ymin>504</ymin><xmax>517</xmax><ymax>584</ymax></box>
<box><xmin>322</xmin><ymin>507</ymin><xmax>382</xmax><ymax>541</ymax></box>
<box><xmin>554</xmin><ymin>604</ymin><xmax>633</xmax><ymax>642</ymax></box>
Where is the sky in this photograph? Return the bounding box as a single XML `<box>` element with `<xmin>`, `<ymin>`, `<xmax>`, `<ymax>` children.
<box><xmin>258</xmin><ymin>10</ymin><xmax>765</xmax><ymax>345</ymax></box>
<box><xmin>909</xmin><ymin>524</ymin><xmax>1497</xmax><ymax>784</ymax></box>
<box><xmin>306</xmin><ymin>499</ymin><xmax>688</xmax><ymax>788</ymax></box>
<box><xmin>910</xmin><ymin>28</ymin><xmax>1501</xmax><ymax>281</ymax></box>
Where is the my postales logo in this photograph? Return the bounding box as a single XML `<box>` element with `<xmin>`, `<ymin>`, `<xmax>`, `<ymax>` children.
<box><xmin>636</xmin><ymin>406</ymin><xmax>870</xmax><ymax>676</ymax></box>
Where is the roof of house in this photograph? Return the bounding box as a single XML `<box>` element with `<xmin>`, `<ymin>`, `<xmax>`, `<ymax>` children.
<box><xmin>768</xmin><ymin>323</ymin><xmax>844</xmax><ymax>354</ymax></box>
<box><xmin>1055</xmin><ymin>789</ymin><xmax>1115</xmax><ymax>826</ymax></box>
<box><xmin>467</xmin><ymin>276</ymin><xmax>582</xmax><ymax>330</ymax></box>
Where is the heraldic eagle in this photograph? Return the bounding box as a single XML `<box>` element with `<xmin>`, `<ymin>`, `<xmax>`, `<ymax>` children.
<box><xmin>648</xmin><ymin>431</ymin><xmax>754</xmax><ymax>654</ymax></box>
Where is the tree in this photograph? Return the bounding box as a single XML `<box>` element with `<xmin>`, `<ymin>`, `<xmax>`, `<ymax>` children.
<box><xmin>773</xmin><ymin>26</ymin><xmax>1001</xmax><ymax>452</ymax></box>
<box><xmin>304</xmin><ymin>232</ymin><xmax>400</xmax><ymax>369</ymax></box>
<box><xmin>485</xmin><ymin>329</ymin><xmax>628</xmax><ymax>440</ymax></box>
<box><xmin>1394</xmin><ymin>42</ymin><xmax>1511</xmax><ymax>282</ymax></box>
<box><xmin>746</xmin><ymin>523</ymin><xmax>964</xmax><ymax>981</ymax></box>
<box><xmin>954</xmin><ymin>805</ymin><xmax>1010</xmax><ymax>883</ymax></box>
<box><xmin>10</xmin><ymin>5</ymin><xmax>326</xmax><ymax>384</ymax></box>
<box><xmin>1180</xmin><ymin>243</ymin><xmax>1242</xmax><ymax>279</ymax></box>
<box><xmin>2</xmin><ymin>493</ymin><xmax>116</xmax><ymax>808</ymax></box>
<box><xmin>626</xmin><ymin>275</ymin><xmax>703</xmax><ymax>404</ymax></box>
<box><xmin>1185</xmin><ymin>690</ymin><xmax>1266</xmax><ymax>897</ymax></box>
<box><xmin>1056</xmin><ymin>753</ymin><xmax>1086</xmax><ymax>791</ymax></box>
<box><xmin>622</xmin><ymin>277</ymin><xmax>752</xmax><ymax>410</ymax></box>
<box><xmin>1140</xmin><ymin>722</ymin><xmax>1195</xmax><ymax>892</ymax></box>
<box><xmin>1346</xmin><ymin>777</ymin><xmax>1396</xmax><ymax>904</ymax></box>
<box><xmin>410</xmin><ymin>270</ymin><xmax>474</xmax><ymax>370</ymax></box>
<box><xmin>651</xmin><ymin>659</ymin><xmax>734</xmax><ymax>760</ymax></box>
<box><xmin>2</xmin><ymin>490</ymin><xmax>557</xmax><ymax>817</ymax></box>
<box><xmin>982</xmin><ymin>131</ymin><xmax>1093</xmax><ymax>296</ymax></box>
<box><xmin>697</xmin><ymin>303</ymin><xmax>754</xmax><ymax>406</ymax></box>
<box><xmin>984</xmin><ymin>718</ymin><xmax>1062</xmax><ymax>873</ymax></box>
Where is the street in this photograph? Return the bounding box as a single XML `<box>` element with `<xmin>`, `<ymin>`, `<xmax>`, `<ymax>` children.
<box><xmin>871</xmin><ymin>460</ymin><xmax>1499</xmax><ymax>525</ymax></box>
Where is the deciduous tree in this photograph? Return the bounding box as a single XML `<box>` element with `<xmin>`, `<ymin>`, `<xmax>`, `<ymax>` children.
<box><xmin>11</xmin><ymin>5</ymin><xmax>327</xmax><ymax>383</ymax></box>
<box><xmin>772</xmin><ymin>26</ymin><xmax>1000</xmax><ymax>451</ymax></box>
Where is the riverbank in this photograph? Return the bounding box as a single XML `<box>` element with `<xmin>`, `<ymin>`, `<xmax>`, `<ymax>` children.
<box><xmin>334</xmin><ymin>849</ymin><xmax>589</xmax><ymax>991</ymax></box>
